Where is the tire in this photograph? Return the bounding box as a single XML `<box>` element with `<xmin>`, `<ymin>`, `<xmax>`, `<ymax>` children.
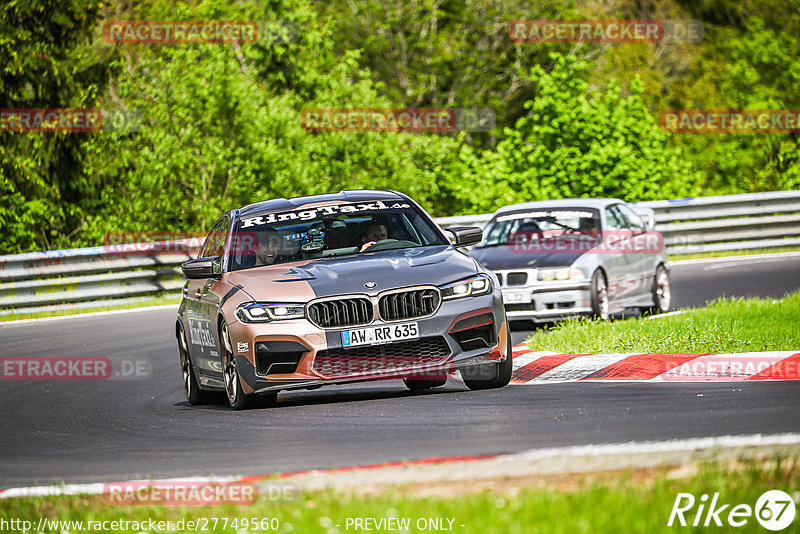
<box><xmin>403</xmin><ymin>375</ymin><xmax>447</xmax><ymax>391</ymax></box>
<box><xmin>220</xmin><ymin>320</ymin><xmax>258</xmax><ymax>410</ymax></box>
<box><xmin>461</xmin><ymin>336</ymin><xmax>513</xmax><ymax>391</ymax></box>
<box><xmin>590</xmin><ymin>269</ymin><xmax>610</xmax><ymax>320</ymax></box>
<box><xmin>641</xmin><ymin>264</ymin><xmax>671</xmax><ymax>315</ymax></box>
<box><xmin>177</xmin><ymin>324</ymin><xmax>216</xmax><ymax>405</ymax></box>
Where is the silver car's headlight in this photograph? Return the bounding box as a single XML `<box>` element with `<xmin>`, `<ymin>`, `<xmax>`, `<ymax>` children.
<box><xmin>538</xmin><ymin>268</ymin><xmax>585</xmax><ymax>282</ymax></box>
<box><xmin>236</xmin><ymin>302</ymin><xmax>306</xmax><ymax>323</ymax></box>
<box><xmin>441</xmin><ymin>273</ymin><xmax>492</xmax><ymax>300</ymax></box>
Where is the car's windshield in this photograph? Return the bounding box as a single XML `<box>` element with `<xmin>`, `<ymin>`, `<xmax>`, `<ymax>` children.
<box><xmin>480</xmin><ymin>208</ymin><xmax>601</xmax><ymax>247</ymax></box>
<box><xmin>229</xmin><ymin>200</ymin><xmax>447</xmax><ymax>270</ymax></box>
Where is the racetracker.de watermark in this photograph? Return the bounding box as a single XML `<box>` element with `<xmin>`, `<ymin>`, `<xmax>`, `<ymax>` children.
<box><xmin>102</xmin><ymin>480</ymin><xmax>296</xmax><ymax>506</ymax></box>
<box><xmin>300</xmin><ymin>108</ymin><xmax>495</xmax><ymax>133</ymax></box>
<box><xmin>661</xmin><ymin>356</ymin><xmax>800</xmax><ymax>380</ymax></box>
<box><xmin>1</xmin><ymin>108</ymin><xmax>142</xmax><ymax>133</ymax></box>
<box><xmin>509</xmin><ymin>19</ymin><xmax>703</xmax><ymax>43</ymax></box>
<box><xmin>103</xmin><ymin>20</ymin><xmax>258</xmax><ymax>44</ymax></box>
<box><xmin>509</xmin><ymin>230</ymin><xmax>664</xmax><ymax>254</ymax></box>
<box><xmin>103</xmin><ymin>481</ymin><xmax>259</xmax><ymax>506</ymax></box>
<box><xmin>1</xmin><ymin>357</ymin><xmax>152</xmax><ymax>380</ymax></box>
<box><xmin>661</xmin><ymin>110</ymin><xmax>800</xmax><ymax>133</ymax></box>
<box><xmin>102</xmin><ymin>231</ymin><xmax>262</xmax><ymax>255</ymax></box>
<box><xmin>2</xmin><ymin>109</ymin><xmax>100</xmax><ymax>132</ymax></box>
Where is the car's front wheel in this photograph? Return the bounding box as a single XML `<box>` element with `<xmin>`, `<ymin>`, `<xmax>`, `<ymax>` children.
<box><xmin>641</xmin><ymin>264</ymin><xmax>671</xmax><ymax>315</ymax></box>
<box><xmin>590</xmin><ymin>269</ymin><xmax>610</xmax><ymax>320</ymax></box>
<box><xmin>461</xmin><ymin>337</ymin><xmax>513</xmax><ymax>390</ymax></box>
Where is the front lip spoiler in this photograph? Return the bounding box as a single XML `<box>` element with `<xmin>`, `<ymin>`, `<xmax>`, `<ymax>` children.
<box><xmin>505</xmin><ymin>307</ymin><xmax>593</xmax><ymax>321</ymax></box>
<box><xmin>249</xmin><ymin>349</ymin><xmax>504</xmax><ymax>394</ymax></box>
<box><xmin>503</xmin><ymin>282</ymin><xmax>591</xmax><ymax>293</ymax></box>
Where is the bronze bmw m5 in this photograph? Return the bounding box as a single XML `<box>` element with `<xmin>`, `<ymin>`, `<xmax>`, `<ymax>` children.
<box><xmin>176</xmin><ymin>190</ymin><xmax>512</xmax><ymax>409</ymax></box>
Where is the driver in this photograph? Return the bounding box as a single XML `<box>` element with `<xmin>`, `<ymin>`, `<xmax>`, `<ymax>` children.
<box><xmin>578</xmin><ymin>217</ymin><xmax>600</xmax><ymax>237</ymax></box>
<box><xmin>359</xmin><ymin>223</ymin><xmax>388</xmax><ymax>252</ymax></box>
<box><xmin>255</xmin><ymin>229</ymin><xmax>282</xmax><ymax>266</ymax></box>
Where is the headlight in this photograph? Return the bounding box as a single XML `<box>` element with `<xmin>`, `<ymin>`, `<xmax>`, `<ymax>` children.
<box><xmin>441</xmin><ymin>273</ymin><xmax>492</xmax><ymax>300</ymax></box>
<box><xmin>236</xmin><ymin>302</ymin><xmax>306</xmax><ymax>323</ymax></box>
<box><xmin>538</xmin><ymin>268</ymin><xmax>585</xmax><ymax>282</ymax></box>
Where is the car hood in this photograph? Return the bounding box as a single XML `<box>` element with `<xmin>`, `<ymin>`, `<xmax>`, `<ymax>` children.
<box><xmin>226</xmin><ymin>245</ymin><xmax>478</xmax><ymax>300</ymax></box>
<box><xmin>469</xmin><ymin>245</ymin><xmax>584</xmax><ymax>271</ymax></box>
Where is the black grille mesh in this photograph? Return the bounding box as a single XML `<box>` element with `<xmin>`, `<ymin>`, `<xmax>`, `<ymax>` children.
<box><xmin>378</xmin><ymin>288</ymin><xmax>440</xmax><ymax>322</ymax></box>
<box><xmin>307</xmin><ymin>298</ymin><xmax>373</xmax><ymax>328</ymax></box>
<box><xmin>313</xmin><ymin>336</ymin><xmax>451</xmax><ymax>378</ymax></box>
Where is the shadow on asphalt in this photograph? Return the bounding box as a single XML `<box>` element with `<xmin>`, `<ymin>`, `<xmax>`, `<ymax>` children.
<box><xmin>173</xmin><ymin>380</ymin><xmax>471</xmax><ymax>411</ymax></box>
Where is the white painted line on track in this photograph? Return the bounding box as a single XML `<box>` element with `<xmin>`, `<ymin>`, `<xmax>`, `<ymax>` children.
<box><xmin>0</xmin><ymin>304</ymin><xmax>178</xmax><ymax>327</ymax></box>
<box><xmin>669</xmin><ymin>251</ymin><xmax>800</xmax><ymax>267</ymax></box>
<box><xmin>511</xmin><ymin>433</ymin><xmax>800</xmax><ymax>462</ymax></box>
<box><xmin>3</xmin><ymin>433</ymin><xmax>799</xmax><ymax>499</ymax></box>
<box><xmin>0</xmin><ymin>476</ymin><xmax>241</xmax><ymax>499</ymax></box>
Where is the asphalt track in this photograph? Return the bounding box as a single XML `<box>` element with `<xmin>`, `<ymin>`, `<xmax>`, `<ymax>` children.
<box><xmin>0</xmin><ymin>254</ymin><xmax>799</xmax><ymax>489</ymax></box>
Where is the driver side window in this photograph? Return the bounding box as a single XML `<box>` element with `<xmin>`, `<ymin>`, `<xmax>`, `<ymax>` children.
<box><xmin>605</xmin><ymin>206</ymin><xmax>625</xmax><ymax>230</ymax></box>
<box><xmin>199</xmin><ymin>219</ymin><xmax>224</xmax><ymax>258</ymax></box>
<box><xmin>615</xmin><ymin>204</ymin><xmax>646</xmax><ymax>232</ymax></box>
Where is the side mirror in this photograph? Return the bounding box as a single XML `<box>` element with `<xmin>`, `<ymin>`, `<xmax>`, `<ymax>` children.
<box><xmin>181</xmin><ymin>256</ymin><xmax>221</xmax><ymax>279</ymax></box>
<box><xmin>446</xmin><ymin>226</ymin><xmax>483</xmax><ymax>247</ymax></box>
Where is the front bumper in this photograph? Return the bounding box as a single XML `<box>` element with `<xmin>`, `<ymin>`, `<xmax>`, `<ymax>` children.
<box><xmin>501</xmin><ymin>281</ymin><xmax>592</xmax><ymax>322</ymax></box>
<box><xmin>225</xmin><ymin>291</ymin><xmax>509</xmax><ymax>394</ymax></box>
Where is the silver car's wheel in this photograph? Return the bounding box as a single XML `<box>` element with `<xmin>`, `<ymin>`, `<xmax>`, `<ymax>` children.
<box><xmin>590</xmin><ymin>270</ymin><xmax>610</xmax><ymax>320</ymax></box>
<box><xmin>655</xmin><ymin>265</ymin><xmax>671</xmax><ymax>311</ymax></box>
<box><xmin>642</xmin><ymin>265</ymin><xmax>671</xmax><ymax>315</ymax></box>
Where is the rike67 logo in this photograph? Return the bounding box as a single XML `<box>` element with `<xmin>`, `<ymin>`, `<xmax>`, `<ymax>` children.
<box><xmin>668</xmin><ymin>490</ymin><xmax>796</xmax><ymax>530</ymax></box>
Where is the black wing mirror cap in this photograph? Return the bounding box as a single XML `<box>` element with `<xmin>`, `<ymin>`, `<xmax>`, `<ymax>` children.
<box><xmin>446</xmin><ymin>226</ymin><xmax>483</xmax><ymax>248</ymax></box>
<box><xmin>181</xmin><ymin>256</ymin><xmax>221</xmax><ymax>279</ymax></box>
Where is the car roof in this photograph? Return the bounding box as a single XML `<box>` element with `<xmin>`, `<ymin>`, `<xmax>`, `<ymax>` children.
<box><xmin>237</xmin><ymin>190</ymin><xmax>407</xmax><ymax>217</ymax></box>
<box><xmin>493</xmin><ymin>198</ymin><xmax>623</xmax><ymax>215</ymax></box>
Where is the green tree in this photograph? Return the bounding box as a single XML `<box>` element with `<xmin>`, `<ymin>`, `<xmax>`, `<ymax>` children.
<box><xmin>78</xmin><ymin>0</ymin><xmax>462</xmax><ymax>243</ymax></box>
<box><xmin>439</xmin><ymin>53</ymin><xmax>699</xmax><ymax>215</ymax></box>
<box><xmin>0</xmin><ymin>0</ymin><xmax>109</xmax><ymax>253</ymax></box>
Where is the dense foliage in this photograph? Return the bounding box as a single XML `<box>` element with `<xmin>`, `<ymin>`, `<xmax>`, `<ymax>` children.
<box><xmin>1</xmin><ymin>0</ymin><xmax>798</xmax><ymax>252</ymax></box>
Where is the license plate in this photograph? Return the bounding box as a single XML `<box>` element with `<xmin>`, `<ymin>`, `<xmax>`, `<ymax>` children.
<box><xmin>341</xmin><ymin>322</ymin><xmax>419</xmax><ymax>348</ymax></box>
<box><xmin>503</xmin><ymin>290</ymin><xmax>530</xmax><ymax>304</ymax></box>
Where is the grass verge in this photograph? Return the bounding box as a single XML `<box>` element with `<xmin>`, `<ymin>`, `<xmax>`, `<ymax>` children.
<box><xmin>1</xmin><ymin>456</ymin><xmax>798</xmax><ymax>533</ymax></box>
<box><xmin>0</xmin><ymin>295</ymin><xmax>180</xmax><ymax>322</ymax></box>
<box><xmin>526</xmin><ymin>292</ymin><xmax>800</xmax><ymax>354</ymax></box>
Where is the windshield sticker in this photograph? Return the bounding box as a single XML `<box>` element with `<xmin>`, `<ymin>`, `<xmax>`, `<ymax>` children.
<box><xmin>496</xmin><ymin>210</ymin><xmax>595</xmax><ymax>222</ymax></box>
<box><xmin>240</xmin><ymin>201</ymin><xmax>411</xmax><ymax>228</ymax></box>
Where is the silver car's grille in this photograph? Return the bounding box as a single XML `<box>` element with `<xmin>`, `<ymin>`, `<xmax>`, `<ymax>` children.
<box><xmin>307</xmin><ymin>298</ymin><xmax>373</xmax><ymax>328</ymax></box>
<box><xmin>378</xmin><ymin>288</ymin><xmax>440</xmax><ymax>322</ymax></box>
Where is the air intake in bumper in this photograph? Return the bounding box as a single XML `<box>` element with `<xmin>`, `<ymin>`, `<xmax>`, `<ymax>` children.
<box><xmin>449</xmin><ymin>313</ymin><xmax>496</xmax><ymax>352</ymax></box>
<box><xmin>313</xmin><ymin>336</ymin><xmax>451</xmax><ymax>378</ymax></box>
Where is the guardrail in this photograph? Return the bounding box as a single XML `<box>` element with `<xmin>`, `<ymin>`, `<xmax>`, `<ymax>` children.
<box><xmin>2</xmin><ymin>190</ymin><xmax>798</xmax><ymax>315</ymax></box>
